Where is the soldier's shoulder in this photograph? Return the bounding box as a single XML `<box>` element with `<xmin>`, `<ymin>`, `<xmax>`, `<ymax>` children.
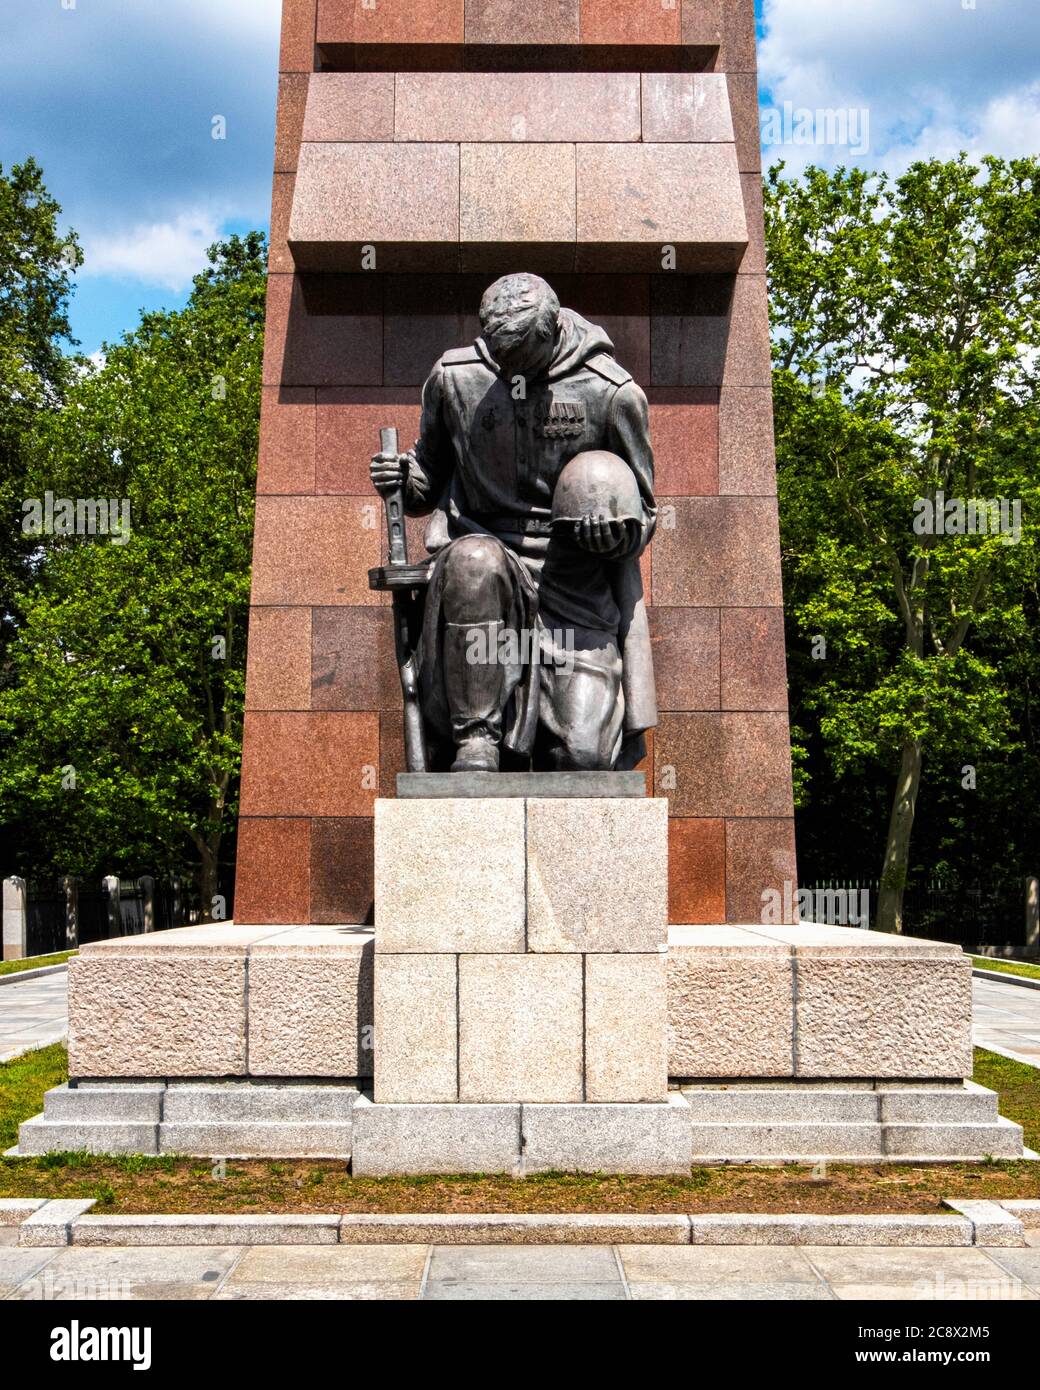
<box><xmin>586</xmin><ymin>352</ymin><xmax>633</xmax><ymax>388</ymax></box>
<box><xmin>440</xmin><ymin>345</ymin><xmax>484</xmax><ymax>368</ymax></box>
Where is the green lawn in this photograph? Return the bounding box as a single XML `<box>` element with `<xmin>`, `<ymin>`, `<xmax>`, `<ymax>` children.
<box><xmin>0</xmin><ymin>1042</ymin><xmax>68</xmax><ymax>1151</ymax></box>
<box><xmin>0</xmin><ymin>1043</ymin><xmax>1037</xmax><ymax>1212</ymax></box>
<box><xmin>0</xmin><ymin>950</ymin><xmax>76</xmax><ymax>979</ymax></box>
<box><xmin>972</xmin><ymin>955</ymin><xmax>1040</xmax><ymax>982</ymax></box>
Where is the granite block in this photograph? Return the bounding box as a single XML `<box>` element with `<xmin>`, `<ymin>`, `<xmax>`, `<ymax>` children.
<box><xmin>374</xmin><ymin>954</ymin><xmax>458</xmax><ymax>1103</ymax></box>
<box><xmin>739</xmin><ymin>170</ymin><xmax>766</xmax><ymax>274</ymax></box>
<box><xmin>316</xmin><ymin>0</ymin><xmax>353</xmax><ymax>45</ymax></box>
<box><xmin>350</xmin><ymin>1096</ymin><xmax>522</xmax><ymax>1176</ymax></box>
<box><xmin>311</xmin><ymin>606</ymin><xmax>399</xmax><ymax>711</ymax></box>
<box><xmin>720</xmin><ymin>607</ymin><xmax>788</xmax><ymax>711</ymax></box>
<box><xmin>687</xmin><ymin>1215</ymin><xmax>973</xmax><ymax>1248</ymax></box>
<box><xmin>719</xmin><ymin>386</ymin><xmax>777</xmax><ymax>495</ymax></box>
<box><xmin>458</xmin><ymin>955</ymin><xmax>583</xmax><ymax>1102</ymax></box>
<box><xmin>668</xmin><ymin>925</ymin><xmax>794</xmax><ymax>1076</ymax></box>
<box><xmin>585</xmin><ymin>954</ymin><xmax>668</xmax><ymax>1102</ymax></box>
<box><xmin>280</xmin><ymin>0</ymin><xmax>317</xmax><ymax>72</ymax></box>
<box><xmin>315</xmin><ymin>389</ymin><xmax>421</xmax><ymax>495</ymax></box>
<box><xmin>257</xmin><ymin>386</ymin><xmax>315</xmax><ymax>495</ymax></box>
<box><xmin>301</xmin><ymin>73</ymin><xmax>395</xmax><ymax>142</ymax></box>
<box><xmin>640</xmin><ymin>73</ymin><xmax>734</xmax><ymax>143</ymax></box>
<box><xmin>646</xmin><ymin>388</ymin><xmax>719</xmax><ymax>496</ymax></box>
<box><xmin>162</xmin><ymin>1080</ymin><xmax>359</xmax><ymax>1122</ymax></box>
<box><xmin>159</xmin><ymin>1122</ymin><xmax>352</xmax><ymax>1158</ymax></box>
<box><xmin>289</xmin><ymin>142</ymin><xmax>460</xmax><ymax>269</ymax></box>
<box><xmin>396</xmin><ymin>71</ymin><xmax>638</xmax><ymax>142</ymax></box>
<box><xmin>275</xmin><ymin>73</ymin><xmax>309</xmax><ymax>173</ymax></box>
<box><xmin>526</xmin><ymin>797</ymin><xmax>668</xmax><ymax>952</ymax></box>
<box><xmin>17</xmin><ymin>1120</ymin><xmax>159</xmax><ymax>1157</ymax></box>
<box><xmin>353</xmin><ymin>0</ymin><xmax>464</xmax><ymax>44</ymax></box>
<box><xmin>374</xmin><ymin>798</ymin><xmax>526</xmax><ymax>952</ymax></box>
<box><xmin>521</xmin><ymin>1095</ymin><xmax>692</xmax><ymax>1175</ymax></box>
<box><xmin>651</xmin><ymin>274</ymin><xmax>771</xmax><ymax>387</ymax></box>
<box><xmin>233</xmin><ymin>817</ymin><xmax>311</xmax><ymax>926</ymax></box>
<box><xmin>250</xmin><ymin>495</ymin><xmax>378</xmax><ymax>606</ymax></box>
<box><xmin>461</xmin><ymin>143</ymin><xmax>576</xmax><ymax>259</ymax></box>
<box><xmin>580</xmin><ymin>0</ymin><xmax>680</xmax><ymax>45</ymax></box>
<box><xmin>795</xmin><ymin>955</ymin><xmax>975</xmax><ymax>1079</ymax></box>
<box><xmin>725</xmin><ymin>816</ymin><xmax>798</xmax><ymax>924</ymax></box>
<box><xmin>248</xmin><ymin>929</ymin><xmax>374</xmax><ymax>1076</ymax></box>
<box><xmin>264</xmin><ymin>273</ymin><xmax>384</xmax><ymax>388</ymax></box>
<box><xmin>18</xmin><ymin>1201</ymin><xmax>97</xmax><ymax>1248</ymax></box>
<box><xmin>245</xmin><ymin>607</ymin><xmax>312</xmax><ymax>711</ymax></box>
<box><xmin>727</xmin><ymin>72</ymin><xmax>762</xmax><ymax>173</ymax></box>
<box><xmin>668</xmin><ymin>818</ymin><xmax>726</xmax><ymax>923</ymax></box>
<box><xmin>576</xmin><ymin>144</ymin><xmax>747</xmax><ymax>258</ymax></box>
<box><xmin>654</xmin><ymin>712</ymin><xmax>795</xmax><ymax>817</ymax></box>
<box><xmin>465</xmin><ymin>0</ymin><xmax>579</xmax><ymax>44</ymax></box>
<box><xmin>650</xmin><ymin>607</ymin><xmax>720</xmax><ymax>711</ymax></box>
<box><xmin>652</xmin><ymin>496</ymin><xmax>783</xmax><ymax>606</ymax></box>
<box><xmin>68</xmin><ymin>950</ymin><xmax>248</xmax><ymax>1078</ymax></box>
<box><xmin>309</xmin><ymin>817</ymin><xmax>375</xmax><ymax>925</ymax></box>
<box><xmin>340</xmin><ymin>1212</ymin><xmax>689</xmax><ymax>1243</ymax></box>
<box><xmin>240</xmin><ymin>711</ymin><xmax>379</xmax><ymax>817</ymax></box>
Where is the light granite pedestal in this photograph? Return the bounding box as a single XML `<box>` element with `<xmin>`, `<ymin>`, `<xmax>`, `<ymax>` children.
<box><xmin>12</xmin><ymin>825</ymin><xmax>1028</xmax><ymax>1166</ymax></box>
<box><xmin>354</xmin><ymin>792</ymin><xmax>679</xmax><ymax>1175</ymax></box>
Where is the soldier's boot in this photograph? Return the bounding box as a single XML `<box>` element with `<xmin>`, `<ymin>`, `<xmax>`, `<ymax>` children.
<box><xmin>444</xmin><ymin>621</ymin><xmax>504</xmax><ymax>772</ymax></box>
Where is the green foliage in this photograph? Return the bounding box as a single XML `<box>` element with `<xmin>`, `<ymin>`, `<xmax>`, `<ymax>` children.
<box><xmin>768</xmin><ymin>157</ymin><xmax>1040</xmax><ymax>924</ymax></box>
<box><xmin>0</xmin><ymin>232</ymin><xmax>266</xmax><ymax>899</ymax></box>
<box><xmin>0</xmin><ymin>158</ymin><xmax>81</xmax><ymax>662</ymax></box>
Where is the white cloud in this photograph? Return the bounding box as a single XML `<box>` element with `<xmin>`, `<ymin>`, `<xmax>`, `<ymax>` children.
<box><xmin>759</xmin><ymin>0</ymin><xmax>1040</xmax><ymax>173</ymax></box>
<box><xmin>80</xmin><ymin>210</ymin><xmax>223</xmax><ymax>291</ymax></box>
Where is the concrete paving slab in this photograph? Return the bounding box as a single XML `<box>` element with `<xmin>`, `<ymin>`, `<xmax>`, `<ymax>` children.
<box><xmin>426</xmin><ymin>1243</ymin><xmax>620</xmax><ymax>1283</ymax></box>
<box><xmin>0</xmin><ymin>1246</ymin><xmax>58</xmax><ymax>1293</ymax></box>
<box><xmin>214</xmin><ymin>1280</ymin><xmax>421</xmax><ymax>1300</ymax></box>
<box><xmin>803</xmin><ymin>1246</ymin><xmax>1033</xmax><ymax>1300</ymax></box>
<box><xmin>226</xmin><ymin>1243</ymin><xmax>428</xmax><ymax>1286</ymax></box>
<box><xmin>424</xmin><ymin>1281</ymin><xmax>626</xmax><ymax>1300</ymax></box>
<box><xmin>618</xmin><ymin>1244</ymin><xmax>824</xmax><ymax>1283</ymax></box>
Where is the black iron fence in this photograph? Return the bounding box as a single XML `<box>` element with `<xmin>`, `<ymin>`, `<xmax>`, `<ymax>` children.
<box><xmin>799</xmin><ymin>875</ymin><xmax>1036</xmax><ymax>951</ymax></box>
<box><xmin>17</xmin><ymin>872</ymin><xmax>236</xmax><ymax>957</ymax></box>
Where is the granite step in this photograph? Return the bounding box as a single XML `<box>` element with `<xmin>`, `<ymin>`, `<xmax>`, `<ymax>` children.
<box><xmin>43</xmin><ymin>1084</ymin><xmax>163</xmax><ymax>1123</ymax></box>
<box><xmin>18</xmin><ymin>1119</ymin><xmax>159</xmax><ymax>1156</ymax></box>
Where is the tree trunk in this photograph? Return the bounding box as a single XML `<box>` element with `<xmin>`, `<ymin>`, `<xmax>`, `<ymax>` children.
<box><xmin>875</xmin><ymin>738</ymin><xmax>923</xmax><ymax>933</ymax></box>
<box><xmin>198</xmin><ymin>839</ymin><xmax>220</xmax><ymax>921</ymax></box>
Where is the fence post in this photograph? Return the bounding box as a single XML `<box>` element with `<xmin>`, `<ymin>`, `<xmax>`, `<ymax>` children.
<box><xmin>1026</xmin><ymin>877</ymin><xmax>1039</xmax><ymax>959</ymax></box>
<box><xmin>3</xmin><ymin>877</ymin><xmax>28</xmax><ymax>961</ymax></box>
<box><xmin>62</xmin><ymin>876</ymin><xmax>79</xmax><ymax>950</ymax></box>
<box><xmin>171</xmin><ymin>875</ymin><xmax>183</xmax><ymax>928</ymax></box>
<box><xmin>102</xmin><ymin>874</ymin><xmax>121</xmax><ymax>938</ymax></box>
<box><xmin>138</xmin><ymin>875</ymin><xmax>156</xmax><ymax>933</ymax></box>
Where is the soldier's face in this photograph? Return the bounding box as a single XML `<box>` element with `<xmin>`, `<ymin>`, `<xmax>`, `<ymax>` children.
<box><xmin>492</xmin><ymin>325</ymin><xmax>555</xmax><ymax>381</ymax></box>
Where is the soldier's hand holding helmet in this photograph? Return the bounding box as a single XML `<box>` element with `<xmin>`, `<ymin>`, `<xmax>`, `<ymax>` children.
<box><xmin>573</xmin><ymin>515</ymin><xmax>638</xmax><ymax>556</ymax></box>
<box><xmin>370</xmin><ymin>448</ymin><xmax>412</xmax><ymax>496</ymax></box>
<box><xmin>552</xmin><ymin>451</ymin><xmax>644</xmax><ymax>558</ymax></box>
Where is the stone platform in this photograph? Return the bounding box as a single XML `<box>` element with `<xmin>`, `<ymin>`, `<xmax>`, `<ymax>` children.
<box><xmin>13</xmin><ymin>919</ymin><xmax>1027</xmax><ymax>1165</ymax></box>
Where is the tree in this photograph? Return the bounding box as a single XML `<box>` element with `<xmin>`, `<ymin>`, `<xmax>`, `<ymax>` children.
<box><xmin>0</xmin><ymin>233</ymin><xmax>266</xmax><ymax>912</ymax></box>
<box><xmin>766</xmin><ymin>158</ymin><xmax>1040</xmax><ymax>932</ymax></box>
<box><xmin>0</xmin><ymin>158</ymin><xmax>81</xmax><ymax>665</ymax></box>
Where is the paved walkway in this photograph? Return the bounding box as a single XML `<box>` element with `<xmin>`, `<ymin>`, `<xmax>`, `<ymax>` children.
<box><xmin>1</xmin><ymin>1228</ymin><xmax>1038</xmax><ymax>1300</ymax></box>
<box><xmin>972</xmin><ymin>976</ymin><xmax>1040</xmax><ymax>1067</ymax></box>
<box><xmin>0</xmin><ymin>972</ymin><xmax>68</xmax><ymax>1063</ymax></box>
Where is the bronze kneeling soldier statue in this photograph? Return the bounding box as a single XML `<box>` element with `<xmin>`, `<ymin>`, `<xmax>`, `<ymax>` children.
<box><xmin>370</xmin><ymin>272</ymin><xmax>657</xmax><ymax>775</ymax></box>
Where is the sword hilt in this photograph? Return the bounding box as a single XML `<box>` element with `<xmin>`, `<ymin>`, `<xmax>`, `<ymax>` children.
<box><xmin>379</xmin><ymin>426</ymin><xmax>408</xmax><ymax>568</ymax></box>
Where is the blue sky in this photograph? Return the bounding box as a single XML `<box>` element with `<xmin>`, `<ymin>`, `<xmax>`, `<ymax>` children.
<box><xmin>2</xmin><ymin>0</ymin><xmax>1037</xmax><ymax>356</ymax></box>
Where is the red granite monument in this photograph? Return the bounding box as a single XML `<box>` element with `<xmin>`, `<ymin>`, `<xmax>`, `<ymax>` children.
<box><xmin>234</xmin><ymin>0</ymin><xmax>797</xmax><ymax>930</ymax></box>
